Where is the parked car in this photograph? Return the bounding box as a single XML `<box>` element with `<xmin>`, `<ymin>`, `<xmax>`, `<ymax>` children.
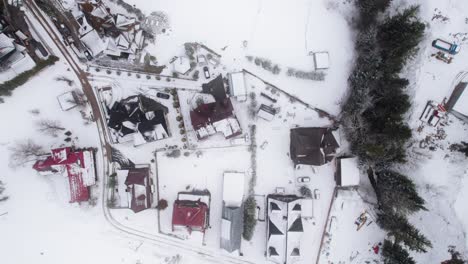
<box><xmin>84</xmin><ymin>50</ymin><xmax>93</xmax><ymax>61</ymax></box>
<box><xmin>203</xmin><ymin>66</ymin><xmax>210</xmax><ymax>79</ymax></box>
<box><xmin>314</xmin><ymin>189</ymin><xmax>320</xmax><ymax>200</ymax></box>
<box><xmin>156</xmin><ymin>92</ymin><xmax>170</xmax><ymax>99</ymax></box>
<box><xmin>432</xmin><ymin>39</ymin><xmax>460</xmax><ymax>55</ymax></box>
<box><xmin>297</xmin><ymin>176</ymin><xmax>310</xmax><ymax>183</ymax></box>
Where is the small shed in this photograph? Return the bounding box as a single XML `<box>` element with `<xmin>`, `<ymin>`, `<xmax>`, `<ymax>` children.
<box><xmin>257</xmin><ymin>104</ymin><xmax>276</xmax><ymax>121</ymax></box>
<box><xmin>313</xmin><ymin>52</ymin><xmax>330</xmax><ymax>70</ymax></box>
<box><xmin>173</xmin><ymin>56</ymin><xmax>191</xmax><ymax>75</ymax></box>
<box><xmin>228</xmin><ymin>72</ymin><xmax>247</xmax><ymax>102</ymax></box>
<box><xmin>223</xmin><ymin>172</ymin><xmax>245</xmax><ymax>207</ymax></box>
<box><xmin>335</xmin><ymin>157</ymin><xmax>360</xmax><ymax>187</ymax></box>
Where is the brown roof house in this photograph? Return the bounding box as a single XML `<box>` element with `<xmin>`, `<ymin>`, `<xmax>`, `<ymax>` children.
<box><xmin>290</xmin><ymin>127</ymin><xmax>340</xmax><ymax>166</ymax></box>
<box><xmin>116</xmin><ymin>166</ymin><xmax>154</xmax><ymax>213</ymax></box>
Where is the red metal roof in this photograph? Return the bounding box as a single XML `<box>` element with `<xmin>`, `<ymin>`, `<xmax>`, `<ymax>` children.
<box><xmin>33</xmin><ymin>147</ymin><xmax>93</xmax><ymax>203</ymax></box>
<box><xmin>172</xmin><ymin>200</ymin><xmax>208</xmax><ymax>232</ymax></box>
<box><xmin>189</xmin><ymin>98</ymin><xmax>234</xmax><ymax>129</ymax></box>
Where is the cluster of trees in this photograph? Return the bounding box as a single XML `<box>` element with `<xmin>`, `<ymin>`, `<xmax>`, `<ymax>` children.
<box><xmin>110</xmin><ymin>0</ymin><xmax>145</xmax><ymax>21</ymax></box>
<box><xmin>342</xmin><ymin>1</ymin><xmax>431</xmax><ymax>262</ymax></box>
<box><xmin>286</xmin><ymin>67</ymin><xmax>325</xmax><ymax>81</ymax></box>
<box><xmin>0</xmin><ymin>56</ymin><xmax>59</xmax><ymax>103</ymax></box>
<box><xmin>246</xmin><ymin>56</ymin><xmax>281</xmax><ymax>75</ymax></box>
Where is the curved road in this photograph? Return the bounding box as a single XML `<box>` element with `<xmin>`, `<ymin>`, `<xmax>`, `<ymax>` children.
<box><xmin>24</xmin><ymin>1</ymin><xmax>256</xmax><ymax>263</ymax></box>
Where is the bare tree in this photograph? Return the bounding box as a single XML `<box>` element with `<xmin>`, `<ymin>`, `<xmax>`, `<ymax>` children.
<box><xmin>36</xmin><ymin>119</ymin><xmax>65</xmax><ymax>137</ymax></box>
<box><xmin>9</xmin><ymin>139</ymin><xmax>46</xmax><ymax>168</ymax></box>
<box><xmin>68</xmin><ymin>89</ymin><xmax>87</xmax><ymax>107</ymax></box>
<box><xmin>0</xmin><ymin>180</ymin><xmax>8</xmax><ymax>202</ymax></box>
<box><xmin>55</xmin><ymin>76</ymin><xmax>74</xmax><ymax>86</ymax></box>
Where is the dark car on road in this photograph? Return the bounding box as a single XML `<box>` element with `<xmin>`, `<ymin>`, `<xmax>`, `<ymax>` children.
<box><xmin>156</xmin><ymin>92</ymin><xmax>170</xmax><ymax>99</ymax></box>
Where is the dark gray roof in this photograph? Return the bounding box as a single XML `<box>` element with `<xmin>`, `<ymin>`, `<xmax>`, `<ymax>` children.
<box><xmin>288</xmin><ymin>217</ymin><xmax>303</xmax><ymax>232</ymax></box>
<box><xmin>220</xmin><ymin>205</ymin><xmax>243</xmax><ymax>253</ymax></box>
<box><xmin>202</xmin><ymin>74</ymin><xmax>227</xmax><ymax>102</ymax></box>
<box><xmin>290</xmin><ymin>127</ymin><xmax>339</xmax><ymax>166</ymax></box>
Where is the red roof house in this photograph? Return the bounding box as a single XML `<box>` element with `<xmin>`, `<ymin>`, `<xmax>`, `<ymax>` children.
<box><xmin>189</xmin><ymin>98</ymin><xmax>242</xmax><ymax>140</ymax></box>
<box><xmin>33</xmin><ymin>147</ymin><xmax>96</xmax><ymax>203</ymax></box>
<box><xmin>117</xmin><ymin>167</ymin><xmax>153</xmax><ymax>213</ymax></box>
<box><xmin>172</xmin><ymin>200</ymin><xmax>208</xmax><ymax>233</ymax></box>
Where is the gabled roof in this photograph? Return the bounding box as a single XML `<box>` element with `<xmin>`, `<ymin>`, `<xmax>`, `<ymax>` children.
<box><xmin>0</xmin><ymin>33</ymin><xmax>16</xmax><ymax>62</ymax></box>
<box><xmin>220</xmin><ymin>205</ymin><xmax>243</xmax><ymax>252</ymax></box>
<box><xmin>190</xmin><ymin>98</ymin><xmax>234</xmax><ymax>129</ymax></box>
<box><xmin>172</xmin><ymin>200</ymin><xmax>208</xmax><ymax>231</ymax></box>
<box><xmin>335</xmin><ymin>157</ymin><xmax>360</xmax><ymax>187</ymax></box>
<box><xmin>33</xmin><ymin>148</ymin><xmax>96</xmax><ymax>203</ymax></box>
<box><xmin>290</xmin><ymin>127</ymin><xmax>339</xmax><ymax>166</ymax></box>
<box><xmin>267</xmin><ymin>194</ymin><xmax>304</xmax><ymax>264</ymax></box>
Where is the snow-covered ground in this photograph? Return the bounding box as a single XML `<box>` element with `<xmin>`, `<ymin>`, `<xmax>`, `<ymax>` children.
<box><xmin>392</xmin><ymin>0</ymin><xmax>468</xmax><ymax>261</ymax></box>
<box><xmin>319</xmin><ymin>190</ymin><xmax>386</xmax><ymax>263</ymax></box>
<box><xmin>3</xmin><ymin>0</ymin><xmax>468</xmax><ymax>263</ymax></box>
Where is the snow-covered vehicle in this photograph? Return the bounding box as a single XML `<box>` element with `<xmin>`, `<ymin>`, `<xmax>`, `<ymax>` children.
<box><xmin>297</xmin><ymin>176</ymin><xmax>310</xmax><ymax>183</ymax></box>
<box><xmin>432</xmin><ymin>39</ymin><xmax>460</xmax><ymax>54</ymax></box>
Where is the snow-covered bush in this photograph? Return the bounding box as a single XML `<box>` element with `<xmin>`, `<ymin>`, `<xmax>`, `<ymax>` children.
<box><xmin>242</xmin><ymin>196</ymin><xmax>257</xmax><ymax>241</ymax></box>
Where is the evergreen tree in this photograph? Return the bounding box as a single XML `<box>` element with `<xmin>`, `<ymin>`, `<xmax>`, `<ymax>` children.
<box><xmin>377</xmin><ymin>6</ymin><xmax>426</xmax><ymax>77</ymax></box>
<box><xmin>382</xmin><ymin>239</ymin><xmax>415</xmax><ymax>264</ymax></box>
<box><xmin>356</xmin><ymin>0</ymin><xmax>393</xmax><ymax>27</ymax></box>
<box><xmin>376</xmin><ymin>170</ymin><xmax>426</xmax><ymax>214</ymax></box>
<box><xmin>378</xmin><ymin>210</ymin><xmax>432</xmax><ymax>252</ymax></box>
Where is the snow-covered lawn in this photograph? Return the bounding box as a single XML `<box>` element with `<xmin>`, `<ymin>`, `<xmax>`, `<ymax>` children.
<box><xmin>319</xmin><ymin>190</ymin><xmax>386</xmax><ymax>263</ymax></box>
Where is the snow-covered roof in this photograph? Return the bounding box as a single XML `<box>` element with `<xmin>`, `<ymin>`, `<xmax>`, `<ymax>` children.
<box><xmin>0</xmin><ymin>33</ymin><xmax>15</xmax><ymax>60</ymax></box>
<box><xmin>173</xmin><ymin>56</ymin><xmax>191</xmax><ymax>75</ymax></box>
<box><xmin>115</xmin><ymin>14</ymin><xmax>136</xmax><ymax>30</ymax></box>
<box><xmin>80</xmin><ymin>29</ymin><xmax>105</xmax><ymax>56</ymax></box>
<box><xmin>116</xmin><ymin>34</ymin><xmax>130</xmax><ymax>49</ymax></box>
<box><xmin>228</xmin><ymin>72</ymin><xmax>247</xmax><ymax>100</ymax></box>
<box><xmin>314</xmin><ymin>52</ymin><xmax>330</xmax><ymax>70</ymax></box>
<box><xmin>178</xmin><ymin>192</ymin><xmax>210</xmax><ymax>206</ymax></box>
<box><xmin>78</xmin><ymin>17</ymin><xmax>93</xmax><ymax>36</ymax></box>
<box><xmin>338</xmin><ymin>157</ymin><xmax>360</xmax><ymax>187</ymax></box>
<box><xmin>223</xmin><ymin>172</ymin><xmax>245</xmax><ymax>207</ymax></box>
<box><xmin>134</xmin><ymin>30</ymin><xmax>145</xmax><ymax>50</ymax></box>
<box><xmin>104</xmin><ymin>39</ymin><xmax>121</xmax><ymax>57</ymax></box>
<box><xmin>258</xmin><ymin>104</ymin><xmax>276</xmax><ymax>121</ymax></box>
<box><xmin>81</xmin><ymin>150</ymin><xmax>96</xmax><ymax>187</ymax></box>
<box><xmin>116</xmin><ymin>170</ymin><xmax>131</xmax><ymax>208</ymax></box>
<box><xmin>453</xmin><ymin>87</ymin><xmax>468</xmax><ymax>116</ymax></box>
<box><xmin>90</xmin><ymin>5</ymin><xmax>111</xmax><ymax>19</ymax></box>
<box><xmin>221</xmin><ymin>219</ymin><xmax>231</xmax><ymax>240</ymax></box>
<box><xmin>267</xmin><ymin>195</ymin><xmax>303</xmax><ymax>264</ymax></box>
<box><xmin>220</xmin><ymin>206</ymin><xmax>243</xmax><ymax>252</ymax></box>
